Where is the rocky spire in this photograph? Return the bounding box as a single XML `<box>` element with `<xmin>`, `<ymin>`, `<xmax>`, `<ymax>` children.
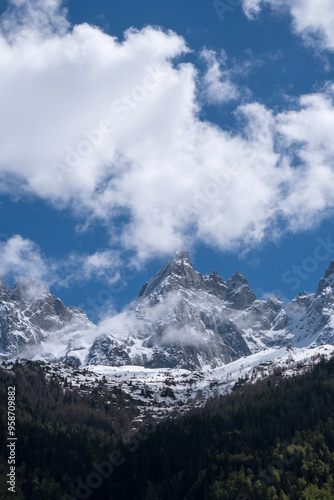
<box><xmin>137</xmin><ymin>250</ymin><xmax>205</xmax><ymax>300</ymax></box>
<box><xmin>226</xmin><ymin>271</ymin><xmax>256</xmax><ymax>309</ymax></box>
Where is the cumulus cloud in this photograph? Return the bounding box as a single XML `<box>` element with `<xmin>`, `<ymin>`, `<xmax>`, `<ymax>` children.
<box><xmin>1</xmin><ymin>0</ymin><xmax>334</xmax><ymax>266</ymax></box>
<box><xmin>58</xmin><ymin>250</ymin><xmax>122</xmax><ymax>287</ymax></box>
<box><xmin>242</xmin><ymin>0</ymin><xmax>334</xmax><ymax>51</ymax></box>
<box><xmin>276</xmin><ymin>86</ymin><xmax>334</xmax><ymax>228</ymax></box>
<box><xmin>0</xmin><ymin>0</ymin><xmax>69</xmax><ymax>39</ymax></box>
<box><xmin>242</xmin><ymin>0</ymin><xmax>263</xmax><ymax>18</ymax></box>
<box><xmin>0</xmin><ymin>235</ymin><xmax>121</xmax><ymax>289</ymax></box>
<box><xmin>0</xmin><ymin>235</ymin><xmax>49</xmax><ymax>285</ymax></box>
<box><xmin>200</xmin><ymin>49</ymin><xmax>239</xmax><ymax>104</ymax></box>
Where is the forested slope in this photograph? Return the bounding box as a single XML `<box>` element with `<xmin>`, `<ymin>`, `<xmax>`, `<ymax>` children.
<box><xmin>1</xmin><ymin>358</ymin><xmax>334</xmax><ymax>499</ymax></box>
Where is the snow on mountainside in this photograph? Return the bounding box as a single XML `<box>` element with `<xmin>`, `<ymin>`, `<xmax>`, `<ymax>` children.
<box><xmin>5</xmin><ymin>344</ymin><xmax>332</xmax><ymax>424</ymax></box>
<box><xmin>3</xmin><ymin>251</ymin><xmax>334</xmax><ymax>420</ymax></box>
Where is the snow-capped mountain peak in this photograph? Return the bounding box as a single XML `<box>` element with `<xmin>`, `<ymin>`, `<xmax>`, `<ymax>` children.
<box><xmin>3</xmin><ymin>254</ymin><xmax>334</xmax><ymax>376</ymax></box>
<box><xmin>138</xmin><ymin>249</ymin><xmax>204</xmax><ymax>300</ymax></box>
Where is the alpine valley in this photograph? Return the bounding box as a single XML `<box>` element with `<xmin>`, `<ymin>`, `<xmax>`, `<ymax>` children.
<box><xmin>2</xmin><ymin>250</ymin><xmax>334</xmax><ymax>420</ymax></box>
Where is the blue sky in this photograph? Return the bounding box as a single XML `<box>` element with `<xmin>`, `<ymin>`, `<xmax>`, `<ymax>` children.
<box><xmin>1</xmin><ymin>0</ymin><xmax>334</xmax><ymax>321</ymax></box>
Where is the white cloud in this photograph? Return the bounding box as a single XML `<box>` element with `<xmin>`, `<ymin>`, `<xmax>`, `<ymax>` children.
<box><xmin>58</xmin><ymin>250</ymin><xmax>122</xmax><ymax>287</ymax></box>
<box><xmin>1</xmin><ymin>1</ymin><xmax>334</xmax><ymax>266</ymax></box>
<box><xmin>242</xmin><ymin>0</ymin><xmax>268</xmax><ymax>19</ymax></box>
<box><xmin>0</xmin><ymin>235</ymin><xmax>121</xmax><ymax>290</ymax></box>
<box><xmin>0</xmin><ymin>0</ymin><xmax>68</xmax><ymax>34</ymax></box>
<box><xmin>242</xmin><ymin>0</ymin><xmax>334</xmax><ymax>51</ymax></box>
<box><xmin>200</xmin><ymin>49</ymin><xmax>239</xmax><ymax>104</ymax></box>
<box><xmin>276</xmin><ymin>86</ymin><xmax>334</xmax><ymax>228</ymax></box>
<box><xmin>0</xmin><ymin>235</ymin><xmax>49</xmax><ymax>284</ymax></box>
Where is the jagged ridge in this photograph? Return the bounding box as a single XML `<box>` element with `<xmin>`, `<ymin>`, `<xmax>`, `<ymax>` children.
<box><xmin>3</xmin><ymin>251</ymin><xmax>334</xmax><ymax>371</ymax></box>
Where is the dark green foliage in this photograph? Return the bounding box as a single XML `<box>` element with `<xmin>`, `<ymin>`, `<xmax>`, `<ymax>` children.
<box><xmin>1</xmin><ymin>357</ymin><xmax>334</xmax><ymax>499</ymax></box>
<box><xmin>109</xmin><ymin>356</ymin><xmax>334</xmax><ymax>499</ymax></box>
<box><xmin>0</xmin><ymin>361</ymin><xmax>138</xmax><ymax>499</ymax></box>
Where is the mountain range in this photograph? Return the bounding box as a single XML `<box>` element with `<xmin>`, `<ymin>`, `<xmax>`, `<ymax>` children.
<box><xmin>2</xmin><ymin>250</ymin><xmax>334</xmax><ymax>372</ymax></box>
